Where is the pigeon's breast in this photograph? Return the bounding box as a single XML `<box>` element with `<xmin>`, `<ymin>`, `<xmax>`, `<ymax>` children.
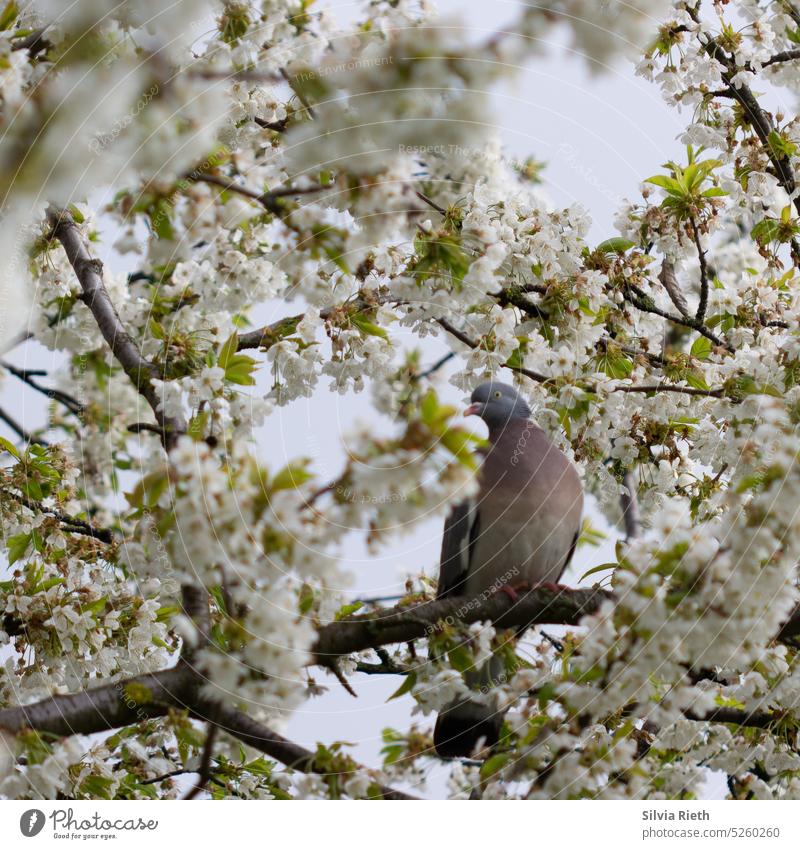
<box><xmin>464</xmin><ymin>422</ymin><xmax>583</xmax><ymax>596</ymax></box>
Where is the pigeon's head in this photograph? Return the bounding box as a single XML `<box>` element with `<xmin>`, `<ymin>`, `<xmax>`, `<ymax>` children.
<box><xmin>464</xmin><ymin>382</ymin><xmax>531</xmax><ymax>430</ymax></box>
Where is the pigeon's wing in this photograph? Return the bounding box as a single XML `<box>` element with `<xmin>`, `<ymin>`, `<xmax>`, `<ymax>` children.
<box><xmin>558</xmin><ymin>529</ymin><xmax>580</xmax><ymax>581</ymax></box>
<box><xmin>437</xmin><ymin>498</ymin><xmax>480</xmax><ymax>599</ymax></box>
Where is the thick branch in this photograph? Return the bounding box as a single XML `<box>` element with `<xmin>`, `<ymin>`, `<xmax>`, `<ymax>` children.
<box><xmin>0</xmin><ymin>665</ymin><xmax>194</xmax><ymax>737</ymax></box>
<box><xmin>191</xmin><ymin>697</ymin><xmax>416</xmax><ymax>799</ymax></box>
<box><xmin>763</xmin><ymin>48</ymin><xmax>800</xmax><ymax>67</ymax></box>
<box><xmin>0</xmin><ymin>662</ymin><xmax>415</xmax><ymax>798</ymax></box>
<box><xmin>46</xmin><ymin>209</ymin><xmax>185</xmax><ymax>449</ymax></box>
<box><xmin>312</xmin><ymin>584</ymin><xmax>611</xmax><ymax>662</ymax></box>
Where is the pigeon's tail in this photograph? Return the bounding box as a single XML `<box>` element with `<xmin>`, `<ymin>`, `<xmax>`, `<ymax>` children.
<box><xmin>433</xmin><ymin>655</ymin><xmax>505</xmax><ymax>759</ymax></box>
<box><xmin>433</xmin><ymin>701</ymin><xmax>503</xmax><ymax>759</ymax></box>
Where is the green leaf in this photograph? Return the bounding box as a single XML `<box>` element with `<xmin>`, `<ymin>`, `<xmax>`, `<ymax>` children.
<box><xmin>217</xmin><ymin>334</ymin><xmax>258</xmax><ymax>385</ymax></box>
<box><xmin>597</xmin><ymin>350</ymin><xmax>633</xmax><ymax>380</ymax></box>
<box><xmin>271</xmin><ymin>461</ymin><xmax>314</xmax><ymax>491</ymax></box>
<box><xmin>187</xmin><ymin>410</ymin><xmax>210</xmax><ymax>441</ymax></box>
<box><xmin>579</xmin><ymin>562</ymin><xmax>616</xmax><ymax>582</ymax></box>
<box><xmin>150</xmin><ymin>198</ymin><xmax>174</xmax><ymax>241</ymax></box>
<box><xmin>440</xmin><ymin>428</ymin><xmax>478</xmax><ymax>470</ymax></box>
<box><xmin>224</xmin><ymin>357</ymin><xmax>257</xmax><ymax>385</ymax></box>
<box><xmin>645</xmin><ymin>174</ymin><xmax>683</xmax><ymax>196</ymax></box>
<box><xmin>751</xmin><ymin>219</ymin><xmax>783</xmax><ymax>246</ymax></box>
<box><xmin>82</xmin><ymin>596</ymin><xmax>108</xmax><ymax>616</ymax></box>
<box><xmin>690</xmin><ymin>336</ymin><xmax>712</xmax><ymax>361</ymax></box>
<box><xmin>217</xmin><ymin>332</ymin><xmax>239</xmax><ymax>370</ymax></box>
<box><xmin>352</xmin><ymin>314</ymin><xmax>389</xmax><ymax>340</ymax></box>
<box><xmin>447</xmin><ymin>645</ymin><xmax>474</xmax><ymax>673</ymax></box>
<box><xmin>0</xmin><ymin>2</ymin><xmax>18</xmax><ymax>30</ymax></box>
<box><xmin>768</xmin><ymin>130</ymin><xmax>798</xmax><ymax>160</ymax></box>
<box><xmin>31</xmin><ymin>576</ymin><xmax>65</xmax><ymax>594</ymax></box>
<box><xmin>596</xmin><ymin>237</ymin><xmax>635</xmax><ymax>254</ymax></box>
<box><xmin>387</xmin><ymin>671</ymin><xmax>416</xmax><ymax>701</ymax></box>
<box><xmin>420</xmin><ymin>389</ymin><xmax>438</xmax><ymax>425</ymax></box>
<box><xmin>480</xmin><ymin>752</ymin><xmax>511</xmax><ymax>779</ymax></box>
<box><xmin>6</xmin><ymin>532</ymin><xmax>31</xmax><ymax>565</ymax></box>
<box><xmin>685</xmin><ymin>370</ymin><xmax>710</xmax><ymax>391</ymax></box>
<box><xmin>334</xmin><ymin>601</ymin><xmax>363</xmax><ymax>620</ymax></box>
<box><xmin>0</xmin><ymin>436</ymin><xmax>20</xmax><ymax>459</ymax></box>
<box><xmin>149</xmin><ymin>318</ymin><xmax>166</xmax><ymax>340</ymax></box>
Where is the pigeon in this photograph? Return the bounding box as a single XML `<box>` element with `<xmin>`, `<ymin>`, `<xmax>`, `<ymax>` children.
<box><xmin>433</xmin><ymin>381</ymin><xmax>583</xmax><ymax>758</ymax></box>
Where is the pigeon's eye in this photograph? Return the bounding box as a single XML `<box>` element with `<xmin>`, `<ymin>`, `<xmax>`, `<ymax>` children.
<box><xmin>494</xmin><ymin>390</ymin><xmax>502</xmax><ymax>399</ymax></box>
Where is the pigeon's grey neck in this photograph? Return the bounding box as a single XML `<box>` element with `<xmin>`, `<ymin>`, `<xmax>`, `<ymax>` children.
<box><xmin>486</xmin><ymin>414</ymin><xmax>533</xmax><ymax>442</ymax></box>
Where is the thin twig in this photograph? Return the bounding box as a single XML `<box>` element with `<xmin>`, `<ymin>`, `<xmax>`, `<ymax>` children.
<box><xmin>183</xmin><ymin>724</ymin><xmax>219</xmax><ymax>800</ymax></box>
<box><xmin>189</xmin><ymin>173</ymin><xmax>324</xmax><ymax>214</ymax></box>
<box><xmin>690</xmin><ymin>218</ymin><xmax>709</xmax><ymax>323</ymax></box>
<box><xmin>613</xmin><ymin>383</ymin><xmax>723</xmax><ymax>398</ymax></box>
<box><xmin>436</xmin><ymin>317</ymin><xmax>550</xmax><ymax>383</ymax></box>
<box><xmin>7</xmin><ymin>490</ymin><xmax>114</xmax><ymax>544</ymax></box>
<box><xmin>623</xmin><ymin>287</ymin><xmax>728</xmax><ymax>350</ymax></box>
<box><xmin>620</xmin><ymin>470</ymin><xmax>641</xmax><ymax>541</ymax></box>
<box><xmin>0</xmin><ymin>407</ymin><xmax>47</xmax><ymax>446</ymax></box>
<box><xmin>415</xmin><ymin>191</ymin><xmax>447</xmax><ymax>216</ymax></box>
<box><xmin>1</xmin><ymin>361</ymin><xmax>84</xmax><ymax>416</ymax></box>
<box><xmin>414</xmin><ymin>351</ymin><xmax>455</xmax><ymax>381</ymax></box>
<box><xmin>281</xmin><ymin>67</ymin><xmax>316</xmax><ymax>118</ymax></box>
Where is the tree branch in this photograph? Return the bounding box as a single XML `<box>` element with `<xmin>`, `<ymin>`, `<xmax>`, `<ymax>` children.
<box><xmin>0</xmin><ymin>664</ymin><xmax>195</xmax><ymax>737</ymax></box>
<box><xmin>620</xmin><ymin>470</ymin><xmax>641</xmax><ymax>541</ymax></box>
<box><xmin>414</xmin><ymin>351</ymin><xmax>455</xmax><ymax>381</ymax></box>
<box><xmin>188</xmin><ymin>173</ymin><xmax>323</xmax><ymax>215</ymax></box>
<box><xmin>46</xmin><ymin>209</ymin><xmax>186</xmax><ymax>449</ymax></box>
<box><xmin>182</xmin><ymin>723</ymin><xmax>218</xmax><ymax>800</ymax></box>
<box><xmin>763</xmin><ymin>48</ymin><xmax>800</xmax><ymax>67</ymax></box>
<box><xmin>437</xmin><ymin>318</ymin><xmax>723</xmax><ymax>398</ymax></box>
<box><xmin>435</xmin><ymin>317</ymin><xmax>551</xmax><ymax>384</ymax></box>
<box><xmin>312</xmin><ymin>584</ymin><xmax>611</xmax><ymax>662</ymax></box>
<box><xmin>612</xmin><ymin>383</ymin><xmax>723</xmax><ymax>398</ymax></box>
<box><xmin>1</xmin><ymin>361</ymin><xmax>84</xmax><ymax>417</ymax></box>
<box><xmin>190</xmin><ymin>697</ymin><xmax>416</xmax><ymax>799</ymax></box>
<box><xmin>0</xmin><ymin>407</ymin><xmax>46</xmax><ymax>446</ymax></box>
<box><xmin>623</xmin><ymin>287</ymin><xmax>728</xmax><ymax>350</ymax></box>
<box><xmin>0</xmin><ymin>660</ymin><xmax>417</xmax><ymax>799</ymax></box>
<box><xmin>690</xmin><ymin>217</ymin><xmax>710</xmax><ymax>323</ymax></box>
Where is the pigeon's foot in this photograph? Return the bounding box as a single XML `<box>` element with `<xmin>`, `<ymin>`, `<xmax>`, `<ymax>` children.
<box><xmin>496</xmin><ymin>580</ymin><xmax>566</xmax><ymax>602</ymax></box>
<box><xmin>495</xmin><ymin>580</ymin><xmax>532</xmax><ymax>602</ymax></box>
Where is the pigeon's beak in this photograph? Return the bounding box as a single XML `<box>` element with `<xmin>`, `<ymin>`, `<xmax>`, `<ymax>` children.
<box><xmin>464</xmin><ymin>402</ymin><xmax>483</xmax><ymax>418</ymax></box>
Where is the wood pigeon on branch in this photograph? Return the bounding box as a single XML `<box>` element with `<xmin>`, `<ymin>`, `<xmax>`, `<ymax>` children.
<box><xmin>433</xmin><ymin>381</ymin><xmax>584</xmax><ymax>758</ymax></box>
